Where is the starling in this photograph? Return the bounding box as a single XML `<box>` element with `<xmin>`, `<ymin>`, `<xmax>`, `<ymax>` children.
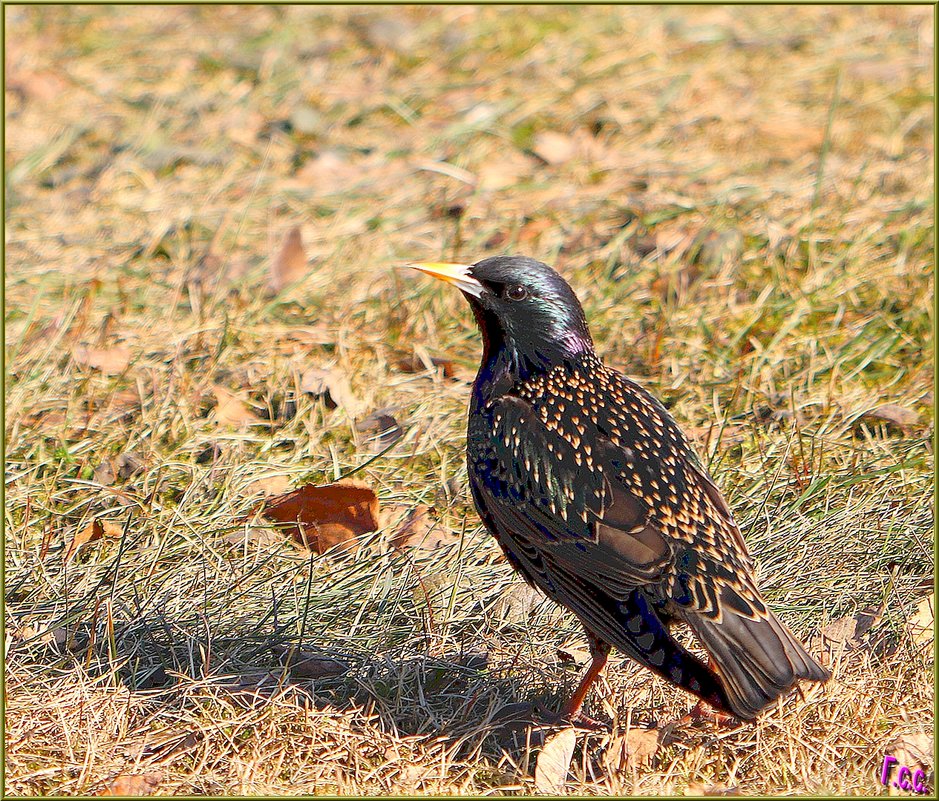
<box><xmin>412</xmin><ymin>256</ymin><xmax>828</xmax><ymax>723</ymax></box>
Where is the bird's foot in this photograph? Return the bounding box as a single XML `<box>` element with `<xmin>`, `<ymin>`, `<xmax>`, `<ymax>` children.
<box><xmin>565</xmin><ymin>709</ymin><xmax>610</xmax><ymax>731</ymax></box>
<box><xmin>677</xmin><ymin>699</ymin><xmax>739</xmax><ymax>729</ymax></box>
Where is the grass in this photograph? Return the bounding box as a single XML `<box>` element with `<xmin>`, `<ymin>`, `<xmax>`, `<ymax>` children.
<box><xmin>4</xmin><ymin>4</ymin><xmax>934</xmax><ymax>796</ymax></box>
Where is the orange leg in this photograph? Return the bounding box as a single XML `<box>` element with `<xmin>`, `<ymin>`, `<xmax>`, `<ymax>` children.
<box><xmin>678</xmin><ymin>658</ymin><xmax>737</xmax><ymax>727</ymax></box>
<box><xmin>561</xmin><ymin>635</ymin><xmax>611</xmax><ymax>728</ymax></box>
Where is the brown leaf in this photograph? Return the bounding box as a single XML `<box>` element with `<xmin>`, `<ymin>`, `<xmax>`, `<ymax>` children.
<box><xmin>604</xmin><ymin>725</ymin><xmax>661</xmax><ymax>773</ymax></box>
<box><xmin>93</xmin><ymin>460</ymin><xmax>116</xmax><ymax>486</ymax></box>
<box><xmin>114</xmin><ymin>451</ymin><xmax>145</xmax><ymax>479</ymax></box>
<box><xmin>300</xmin><ymin>366</ymin><xmax>362</xmax><ymax>414</ymax></box>
<box><xmin>247</xmin><ymin>475</ymin><xmax>293</xmax><ymax>497</ymax></box>
<box><xmin>256</xmin><ymin>481</ymin><xmax>380</xmax><ymax>553</ymax></box>
<box><xmin>396</xmin><ymin>354</ymin><xmax>456</xmax><ymax>379</ymax></box>
<box><xmin>532</xmin><ymin>131</ymin><xmax>577</xmax><ymax>165</ymax></box>
<box><xmin>65</xmin><ymin>519</ymin><xmax>122</xmax><ymax>562</ymax></box>
<box><xmin>284</xmin><ymin>325</ymin><xmax>334</xmax><ymax>345</ymax></box>
<box><xmin>73</xmin><ymin>345</ymin><xmax>131</xmax><ymax>375</ymax></box>
<box><xmin>907</xmin><ymin>592</ymin><xmax>934</xmax><ymax>648</ymax></box>
<box><xmin>860</xmin><ymin>404</ymin><xmax>921</xmax><ymax>429</ymax></box>
<box><xmin>355</xmin><ymin>409</ymin><xmax>404</xmax><ymax>450</ymax></box>
<box><xmin>534</xmin><ymin>727</ymin><xmax>577</xmax><ymax>794</ymax></box>
<box><xmin>97</xmin><ymin>772</ymin><xmax>162</xmax><ymax>796</ymax></box>
<box><xmin>268</xmin><ymin>225</ymin><xmax>308</xmax><ymax>292</ymax></box>
<box><xmin>211</xmin><ymin>385</ymin><xmax>261</xmax><ymax>426</ymax></box>
<box><xmin>273</xmin><ymin>644</ymin><xmax>349</xmax><ymax>679</ymax></box>
<box><xmin>812</xmin><ymin>602</ymin><xmax>884</xmax><ymax>658</ymax></box>
<box><xmin>887</xmin><ymin>732</ymin><xmax>933</xmax><ymax>784</ymax></box>
<box><xmin>388</xmin><ymin>505</ymin><xmax>458</xmax><ymax>551</ymax></box>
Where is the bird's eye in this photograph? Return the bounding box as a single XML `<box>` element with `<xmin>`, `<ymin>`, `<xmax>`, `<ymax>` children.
<box><xmin>505</xmin><ymin>284</ymin><xmax>528</xmax><ymax>301</ymax></box>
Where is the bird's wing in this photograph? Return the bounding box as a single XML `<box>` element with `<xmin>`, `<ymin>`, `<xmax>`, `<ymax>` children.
<box><xmin>471</xmin><ymin>394</ymin><xmax>671</xmax><ymax>593</ymax></box>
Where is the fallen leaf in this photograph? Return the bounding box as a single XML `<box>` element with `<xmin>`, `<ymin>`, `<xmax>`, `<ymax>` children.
<box><xmin>685</xmin><ymin>424</ymin><xmax>747</xmax><ymax>449</ymax></box>
<box><xmin>93</xmin><ymin>460</ymin><xmax>116</xmax><ymax>486</ymax></box>
<box><xmin>114</xmin><ymin>451</ymin><xmax>145</xmax><ymax>479</ymax></box>
<box><xmin>73</xmin><ymin>345</ymin><xmax>131</xmax><ymax>375</ymax></box>
<box><xmin>604</xmin><ymin>725</ymin><xmax>661</xmax><ymax>773</ymax></box>
<box><xmin>860</xmin><ymin>404</ymin><xmax>921</xmax><ymax>429</ymax></box>
<box><xmin>247</xmin><ymin>475</ymin><xmax>293</xmax><ymax>497</ymax></box>
<box><xmin>196</xmin><ymin>443</ymin><xmax>223</xmax><ymax>464</ymax></box>
<box><xmin>65</xmin><ymin>519</ymin><xmax>122</xmax><ymax>562</ymax></box>
<box><xmin>268</xmin><ymin>225</ymin><xmax>308</xmax><ymax>293</ymax></box>
<box><xmin>355</xmin><ymin>409</ymin><xmax>404</xmax><ymax>450</ymax></box>
<box><xmin>211</xmin><ymin>385</ymin><xmax>261</xmax><ymax>426</ymax></box>
<box><xmin>534</xmin><ymin>727</ymin><xmax>577</xmax><ymax>794</ymax></box>
<box><xmin>532</xmin><ymin>130</ymin><xmax>577</xmax><ymax>165</ymax></box>
<box><xmin>221</xmin><ymin>526</ymin><xmax>285</xmax><ymax>549</ymax></box>
<box><xmin>887</xmin><ymin>732</ymin><xmax>933</xmax><ymax>787</ymax></box>
<box><xmin>300</xmin><ymin>366</ymin><xmax>362</xmax><ymax>415</ymax></box>
<box><xmin>388</xmin><ymin>505</ymin><xmax>458</xmax><ymax>551</ymax></box>
<box><xmin>256</xmin><ymin>481</ymin><xmax>380</xmax><ymax>553</ymax></box>
<box><xmin>812</xmin><ymin>602</ymin><xmax>885</xmax><ymax>660</ymax></box>
<box><xmin>685</xmin><ymin>782</ymin><xmax>739</xmax><ymax>796</ymax></box>
<box><xmin>284</xmin><ymin>325</ymin><xmax>334</xmax><ymax>345</ymax></box>
<box><xmin>97</xmin><ymin>772</ymin><xmax>162</xmax><ymax>796</ymax></box>
<box><xmin>557</xmin><ymin>642</ymin><xmax>592</xmax><ymax>667</ymax></box>
<box><xmin>273</xmin><ymin>644</ymin><xmax>349</xmax><ymax>679</ymax></box>
<box><xmin>476</xmin><ymin>150</ymin><xmax>538</xmax><ymax>191</ymax></box>
<box><xmin>908</xmin><ymin>593</ymin><xmax>934</xmax><ymax>648</ymax></box>
<box><xmin>396</xmin><ymin>354</ymin><xmax>456</xmax><ymax>379</ymax></box>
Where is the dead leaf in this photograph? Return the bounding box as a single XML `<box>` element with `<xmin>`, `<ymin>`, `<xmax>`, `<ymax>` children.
<box><xmin>685</xmin><ymin>782</ymin><xmax>739</xmax><ymax>796</ymax></box>
<box><xmin>532</xmin><ymin>131</ymin><xmax>577</xmax><ymax>165</ymax></box>
<box><xmin>114</xmin><ymin>451</ymin><xmax>145</xmax><ymax>479</ymax></box>
<box><xmin>355</xmin><ymin>409</ymin><xmax>404</xmax><ymax>450</ymax></box>
<box><xmin>211</xmin><ymin>385</ymin><xmax>261</xmax><ymax>426</ymax></box>
<box><xmin>534</xmin><ymin>727</ymin><xmax>577</xmax><ymax>794</ymax></box>
<box><xmin>268</xmin><ymin>225</ymin><xmax>308</xmax><ymax>292</ymax></box>
<box><xmin>93</xmin><ymin>460</ymin><xmax>116</xmax><ymax>486</ymax></box>
<box><xmin>247</xmin><ymin>475</ymin><xmax>293</xmax><ymax>497</ymax></box>
<box><xmin>97</xmin><ymin>772</ymin><xmax>162</xmax><ymax>796</ymax></box>
<box><xmin>65</xmin><ymin>519</ymin><xmax>122</xmax><ymax>562</ymax></box>
<box><xmin>285</xmin><ymin>325</ymin><xmax>334</xmax><ymax>345</ymax></box>
<box><xmin>256</xmin><ymin>481</ymin><xmax>380</xmax><ymax>553</ymax></box>
<box><xmin>196</xmin><ymin>443</ymin><xmax>223</xmax><ymax>464</ymax></box>
<box><xmin>396</xmin><ymin>354</ymin><xmax>456</xmax><ymax>379</ymax></box>
<box><xmin>73</xmin><ymin>345</ymin><xmax>131</xmax><ymax>375</ymax></box>
<box><xmin>604</xmin><ymin>725</ymin><xmax>661</xmax><ymax>773</ymax></box>
<box><xmin>388</xmin><ymin>505</ymin><xmax>458</xmax><ymax>551</ymax></box>
<box><xmin>685</xmin><ymin>424</ymin><xmax>747</xmax><ymax>449</ymax></box>
<box><xmin>300</xmin><ymin>366</ymin><xmax>362</xmax><ymax>415</ymax></box>
<box><xmin>476</xmin><ymin>149</ymin><xmax>538</xmax><ymax>191</ymax></box>
<box><xmin>860</xmin><ymin>404</ymin><xmax>921</xmax><ymax>429</ymax></box>
<box><xmin>273</xmin><ymin>644</ymin><xmax>349</xmax><ymax>679</ymax></box>
<box><xmin>557</xmin><ymin>642</ymin><xmax>592</xmax><ymax>667</ymax></box>
<box><xmin>907</xmin><ymin>593</ymin><xmax>934</xmax><ymax>648</ymax></box>
<box><xmin>812</xmin><ymin>602</ymin><xmax>884</xmax><ymax>659</ymax></box>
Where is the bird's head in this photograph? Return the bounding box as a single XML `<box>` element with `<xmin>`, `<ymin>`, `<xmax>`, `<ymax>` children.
<box><xmin>411</xmin><ymin>255</ymin><xmax>594</xmax><ymax>373</ymax></box>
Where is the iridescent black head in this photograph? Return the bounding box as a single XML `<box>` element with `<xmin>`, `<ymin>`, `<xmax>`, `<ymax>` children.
<box><xmin>412</xmin><ymin>255</ymin><xmax>594</xmax><ymax>374</ymax></box>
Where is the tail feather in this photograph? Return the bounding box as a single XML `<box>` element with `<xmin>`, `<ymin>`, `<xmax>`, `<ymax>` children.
<box><xmin>685</xmin><ymin>607</ymin><xmax>829</xmax><ymax>720</ymax></box>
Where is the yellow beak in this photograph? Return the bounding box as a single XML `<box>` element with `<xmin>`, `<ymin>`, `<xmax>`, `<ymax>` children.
<box><xmin>409</xmin><ymin>262</ymin><xmax>485</xmax><ymax>298</ymax></box>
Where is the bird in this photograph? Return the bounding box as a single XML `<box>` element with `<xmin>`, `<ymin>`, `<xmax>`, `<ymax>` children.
<box><xmin>411</xmin><ymin>255</ymin><xmax>828</xmax><ymax>724</ymax></box>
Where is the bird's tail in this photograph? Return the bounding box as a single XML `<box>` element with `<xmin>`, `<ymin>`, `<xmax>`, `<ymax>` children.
<box><xmin>606</xmin><ymin>591</ymin><xmax>734</xmax><ymax>715</ymax></box>
<box><xmin>684</xmin><ymin>606</ymin><xmax>829</xmax><ymax>720</ymax></box>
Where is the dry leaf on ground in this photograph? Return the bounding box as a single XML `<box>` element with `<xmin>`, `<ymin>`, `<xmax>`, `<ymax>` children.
<box><xmin>73</xmin><ymin>345</ymin><xmax>131</xmax><ymax>374</ymax></box>
<box><xmin>300</xmin><ymin>366</ymin><xmax>362</xmax><ymax>415</ymax></box>
<box><xmin>256</xmin><ymin>481</ymin><xmax>380</xmax><ymax>553</ymax></box>
<box><xmin>534</xmin><ymin>727</ymin><xmax>577</xmax><ymax>794</ymax></box>
<box><xmin>273</xmin><ymin>644</ymin><xmax>349</xmax><ymax>679</ymax></box>
<box><xmin>355</xmin><ymin>409</ymin><xmax>404</xmax><ymax>450</ymax></box>
<box><xmin>859</xmin><ymin>404</ymin><xmax>921</xmax><ymax>429</ymax></box>
<box><xmin>532</xmin><ymin>130</ymin><xmax>577</xmax><ymax>165</ymax></box>
<box><xmin>907</xmin><ymin>593</ymin><xmax>934</xmax><ymax>647</ymax></box>
<box><xmin>396</xmin><ymin>354</ymin><xmax>456</xmax><ymax>379</ymax></box>
<box><xmin>97</xmin><ymin>772</ymin><xmax>162</xmax><ymax>796</ymax></box>
<box><xmin>247</xmin><ymin>475</ymin><xmax>293</xmax><ymax>497</ymax></box>
<box><xmin>388</xmin><ymin>505</ymin><xmax>458</xmax><ymax>551</ymax></box>
<box><xmin>65</xmin><ymin>519</ymin><xmax>122</xmax><ymax>562</ymax></box>
<box><xmin>268</xmin><ymin>225</ymin><xmax>308</xmax><ymax>292</ymax></box>
<box><xmin>814</xmin><ymin>603</ymin><xmax>884</xmax><ymax>656</ymax></box>
<box><xmin>211</xmin><ymin>385</ymin><xmax>261</xmax><ymax>426</ymax></box>
<box><xmin>604</xmin><ymin>725</ymin><xmax>661</xmax><ymax>773</ymax></box>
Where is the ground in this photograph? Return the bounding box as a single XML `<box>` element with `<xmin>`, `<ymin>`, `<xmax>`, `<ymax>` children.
<box><xmin>4</xmin><ymin>5</ymin><xmax>934</xmax><ymax>796</ymax></box>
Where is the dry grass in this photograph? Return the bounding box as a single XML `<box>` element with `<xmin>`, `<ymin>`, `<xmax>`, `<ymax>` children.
<box><xmin>4</xmin><ymin>5</ymin><xmax>934</xmax><ymax>796</ymax></box>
